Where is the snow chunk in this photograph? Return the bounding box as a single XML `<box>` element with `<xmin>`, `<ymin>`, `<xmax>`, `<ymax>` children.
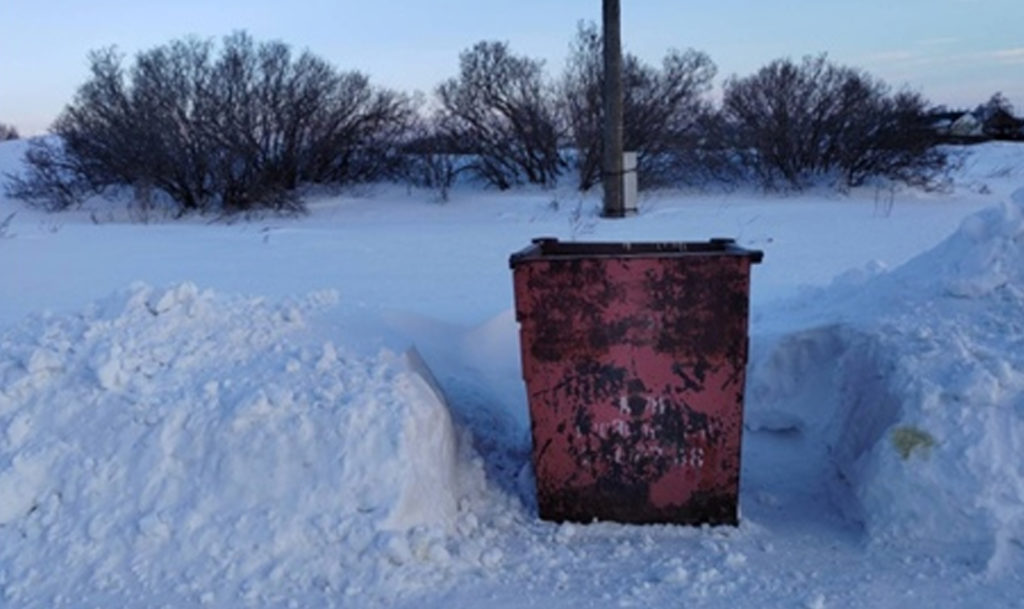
<box><xmin>0</xmin><ymin>453</ymin><xmax>49</xmax><ymax>524</ymax></box>
<box><xmin>0</xmin><ymin>283</ymin><xmax>462</xmax><ymax>600</ymax></box>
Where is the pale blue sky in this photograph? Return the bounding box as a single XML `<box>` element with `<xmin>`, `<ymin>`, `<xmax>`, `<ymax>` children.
<box><xmin>2</xmin><ymin>1</ymin><xmax>1022</xmax><ymax>134</ymax></box>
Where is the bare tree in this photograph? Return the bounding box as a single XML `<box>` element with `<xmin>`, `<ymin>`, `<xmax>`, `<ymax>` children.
<box><xmin>400</xmin><ymin>115</ymin><xmax>464</xmax><ymax>201</ymax></box>
<box><xmin>834</xmin><ymin>89</ymin><xmax>946</xmax><ymax>187</ymax></box>
<box><xmin>7</xmin><ymin>32</ymin><xmax>414</xmax><ymax>215</ymax></box>
<box><xmin>722</xmin><ymin>55</ymin><xmax>946</xmax><ymax>189</ymax></box>
<box><xmin>201</xmin><ymin>32</ymin><xmax>416</xmax><ymax>210</ymax></box>
<box><xmin>436</xmin><ymin>41</ymin><xmax>563</xmax><ymax>189</ymax></box>
<box><xmin>4</xmin><ymin>137</ymin><xmax>99</xmax><ymax>210</ymax></box>
<box><xmin>561</xmin><ymin>24</ymin><xmax>604</xmax><ymax>191</ymax></box>
<box><xmin>561</xmin><ymin>22</ymin><xmax>717</xmax><ymax>190</ymax></box>
<box><xmin>129</xmin><ymin>39</ymin><xmax>219</xmax><ymax>211</ymax></box>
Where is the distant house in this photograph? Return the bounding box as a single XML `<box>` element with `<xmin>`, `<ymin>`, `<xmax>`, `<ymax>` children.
<box><xmin>925</xmin><ymin>109</ymin><xmax>961</xmax><ymax>138</ymax></box>
<box><xmin>949</xmin><ymin>113</ymin><xmax>984</xmax><ymax>138</ymax></box>
<box><xmin>929</xmin><ymin>101</ymin><xmax>1024</xmax><ymax>142</ymax></box>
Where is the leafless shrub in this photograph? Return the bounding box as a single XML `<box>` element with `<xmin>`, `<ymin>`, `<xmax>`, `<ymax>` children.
<box><xmin>401</xmin><ymin>124</ymin><xmax>463</xmax><ymax>202</ymax></box>
<box><xmin>560</xmin><ymin>22</ymin><xmax>720</xmax><ymax>191</ymax></box>
<box><xmin>436</xmin><ymin>41</ymin><xmax>563</xmax><ymax>190</ymax></box>
<box><xmin>4</xmin><ymin>137</ymin><xmax>101</xmax><ymax>210</ymax></box>
<box><xmin>6</xmin><ymin>32</ymin><xmax>414</xmax><ymax>216</ymax></box>
<box><xmin>722</xmin><ymin>55</ymin><xmax>947</xmax><ymax>190</ymax></box>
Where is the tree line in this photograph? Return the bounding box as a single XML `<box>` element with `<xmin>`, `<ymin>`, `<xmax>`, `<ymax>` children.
<box><xmin>4</xmin><ymin>27</ymin><xmax>971</xmax><ymax>214</ymax></box>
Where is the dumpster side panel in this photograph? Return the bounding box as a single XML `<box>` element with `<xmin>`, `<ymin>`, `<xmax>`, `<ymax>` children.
<box><xmin>513</xmin><ymin>255</ymin><xmax>753</xmax><ymax>525</ymax></box>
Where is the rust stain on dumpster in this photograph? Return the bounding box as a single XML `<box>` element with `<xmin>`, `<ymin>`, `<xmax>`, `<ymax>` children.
<box><xmin>511</xmin><ymin>239</ymin><xmax>761</xmax><ymax>525</ymax></box>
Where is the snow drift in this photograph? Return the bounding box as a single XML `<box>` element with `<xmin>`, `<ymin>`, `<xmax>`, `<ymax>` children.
<box><xmin>748</xmin><ymin>189</ymin><xmax>1024</xmax><ymax>567</ymax></box>
<box><xmin>0</xmin><ymin>283</ymin><xmax>469</xmax><ymax>604</ymax></box>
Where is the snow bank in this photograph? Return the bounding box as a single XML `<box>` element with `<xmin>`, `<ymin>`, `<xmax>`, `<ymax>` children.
<box><xmin>897</xmin><ymin>188</ymin><xmax>1024</xmax><ymax>298</ymax></box>
<box><xmin>0</xmin><ymin>283</ymin><xmax>469</xmax><ymax>604</ymax></box>
<box><xmin>748</xmin><ymin>189</ymin><xmax>1024</xmax><ymax>568</ymax></box>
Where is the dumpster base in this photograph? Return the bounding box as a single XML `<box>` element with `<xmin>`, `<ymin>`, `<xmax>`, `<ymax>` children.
<box><xmin>538</xmin><ymin>483</ymin><xmax>738</xmax><ymax>526</ymax></box>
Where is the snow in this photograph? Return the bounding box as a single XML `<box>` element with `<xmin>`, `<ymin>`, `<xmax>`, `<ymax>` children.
<box><xmin>0</xmin><ymin>282</ymin><xmax>476</xmax><ymax>604</ymax></box>
<box><xmin>828</xmin><ymin>189</ymin><xmax>1024</xmax><ymax>561</ymax></box>
<box><xmin>746</xmin><ymin>185</ymin><xmax>1024</xmax><ymax>564</ymax></box>
<box><xmin>1</xmin><ymin>139</ymin><xmax>1024</xmax><ymax>607</ymax></box>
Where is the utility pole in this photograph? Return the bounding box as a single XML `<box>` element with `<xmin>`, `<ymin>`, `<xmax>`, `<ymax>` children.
<box><xmin>601</xmin><ymin>0</ymin><xmax>626</xmax><ymax>217</ymax></box>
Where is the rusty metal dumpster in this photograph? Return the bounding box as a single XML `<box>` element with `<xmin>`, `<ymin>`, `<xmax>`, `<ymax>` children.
<box><xmin>510</xmin><ymin>237</ymin><xmax>762</xmax><ymax>525</ymax></box>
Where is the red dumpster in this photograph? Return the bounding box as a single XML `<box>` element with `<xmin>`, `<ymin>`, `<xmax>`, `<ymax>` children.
<box><xmin>510</xmin><ymin>238</ymin><xmax>762</xmax><ymax>525</ymax></box>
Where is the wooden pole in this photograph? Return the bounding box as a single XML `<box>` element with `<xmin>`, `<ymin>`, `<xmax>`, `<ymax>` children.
<box><xmin>601</xmin><ymin>0</ymin><xmax>626</xmax><ymax>217</ymax></box>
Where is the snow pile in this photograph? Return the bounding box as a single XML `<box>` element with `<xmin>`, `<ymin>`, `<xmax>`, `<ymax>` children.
<box><xmin>0</xmin><ymin>283</ymin><xmax>471</xmax><ymax>604</ymax></box>
<box><xmin>899</xmin><ymin>189</ymin><xmax>1024</xmax><ymax>298</ymax></box>
<box><xmin>748</xmin><ymin>189</ymin><xmax>1024</xmax><ymax>567</ymax></box>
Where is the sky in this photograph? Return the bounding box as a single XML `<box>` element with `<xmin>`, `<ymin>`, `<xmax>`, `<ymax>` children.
<box><xmin>1</xmin><ymin>0</ymin><xmax>1022</xmax><ymax>135</ymax></box>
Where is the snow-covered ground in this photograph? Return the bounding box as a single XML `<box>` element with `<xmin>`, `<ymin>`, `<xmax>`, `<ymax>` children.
<box><xmin>1</xmin><ymin>140</ymin><xmax>1023</xmax><ymax>608</ymax></box>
